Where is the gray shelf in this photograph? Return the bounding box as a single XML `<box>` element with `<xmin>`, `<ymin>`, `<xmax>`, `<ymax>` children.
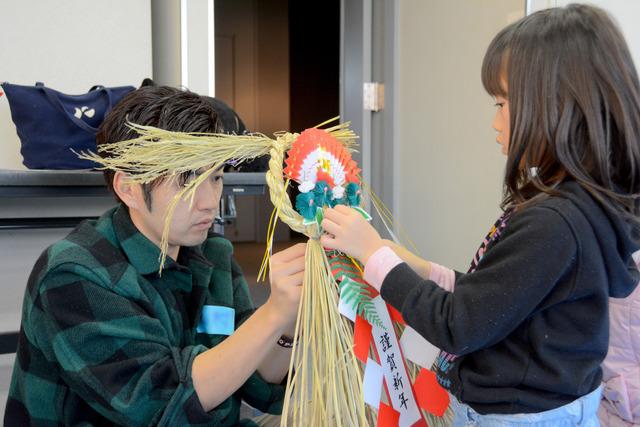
<box><xmin>0</xmin><ymin>169</ymin><xmax>266</xmax><ymax>198</ymax></box>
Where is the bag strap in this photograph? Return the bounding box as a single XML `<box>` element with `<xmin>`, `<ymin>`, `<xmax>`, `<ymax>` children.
<box><xmin>36</xmin><ymin>82</ymin><xmax>113</xmax><ymax>133</ymax></box>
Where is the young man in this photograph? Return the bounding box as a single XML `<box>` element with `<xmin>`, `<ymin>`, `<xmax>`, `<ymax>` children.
<box><xmin>4</xmin><ymin>86</ymin><xmax>305</xmax><ymax>426</ymax></box>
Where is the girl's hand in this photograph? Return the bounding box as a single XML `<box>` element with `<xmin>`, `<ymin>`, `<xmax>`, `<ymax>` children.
<box><xmin>321</xmin><ymin>205</ymin><xmax>384</xmax><ymax>264</ymax></box>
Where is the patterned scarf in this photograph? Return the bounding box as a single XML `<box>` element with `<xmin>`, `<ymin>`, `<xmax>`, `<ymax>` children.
<box><xmin>433</xmin><ymin>208</ymin><xmax>514</xmax><ymax>391</ymax></box>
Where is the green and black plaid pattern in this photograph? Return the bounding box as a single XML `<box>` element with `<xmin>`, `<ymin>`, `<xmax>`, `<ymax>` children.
<box><xmin>4</xmin><ymin>205</ymin><xmax>283</xmax><ymax>426</ymax></box>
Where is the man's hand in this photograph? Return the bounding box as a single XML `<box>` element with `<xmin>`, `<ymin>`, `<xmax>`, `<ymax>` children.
<box><xmin>266</xmin><ymin>243</ymin><xmax>306</xmax><ymax>327</ymax></box>
<box><xmin>193</xmin><ymin>242</ymin><xmax>306</xmax><ymax>409</ymax></box>
<box><xmin>321</xmin><ymin>205</ymin><xmax>384</xmax><ymax>264</ymax></box>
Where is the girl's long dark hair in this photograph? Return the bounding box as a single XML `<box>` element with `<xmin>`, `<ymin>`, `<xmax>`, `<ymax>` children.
<box><xmin>482</xmin><ymin>3</ymin><xmax>640</xmax><ymax>222</ymax></box>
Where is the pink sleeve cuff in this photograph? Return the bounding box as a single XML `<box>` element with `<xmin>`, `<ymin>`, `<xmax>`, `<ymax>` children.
<box><xmin>364</xmin><ymin>246</ymin><xmax>403</xmax><ymax>291</ymax></box>
<box><xmin>363</xmin><ymin>246</ymin><xmax>457</xmax><ymax>293</ymax></box>
<box><xmin>429</xmin><ymin>262</ymin><xmax>456</xmax><ymax>292</ymax></box>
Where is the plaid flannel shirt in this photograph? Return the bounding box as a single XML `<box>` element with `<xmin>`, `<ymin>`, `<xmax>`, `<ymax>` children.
<box><xmin>4</xmin><ymin>205</ymin><xmax>284</xmax><ymax>426</ymax></box>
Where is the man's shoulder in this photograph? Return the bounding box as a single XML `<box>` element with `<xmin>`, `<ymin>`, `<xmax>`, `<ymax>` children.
<box><xmin>32</xmin><ymin>215</ymin><xmax>128</xmax><ymax>289</ymax></box>
<box><xmin>203</xmin><ymin>231</ymin><xmax>234</xmax><ymax>252</ymax></box>
<box><xmin>201</xmin><ymin>231</ymin><xmax>235</xmax><ymax>267</ymax></box>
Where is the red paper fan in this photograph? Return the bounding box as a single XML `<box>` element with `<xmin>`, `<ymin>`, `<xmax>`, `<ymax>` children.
<box><xmin>283</xmin><ymin>128</ymin><xmax>360</xmax><ymax>192</ymax></box>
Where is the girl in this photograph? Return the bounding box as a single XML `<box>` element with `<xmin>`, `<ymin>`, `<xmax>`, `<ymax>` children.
<box><xmin>322</xmin><ymin>4</ymin><xmax>640</xmax><ymax>426</ymax></box>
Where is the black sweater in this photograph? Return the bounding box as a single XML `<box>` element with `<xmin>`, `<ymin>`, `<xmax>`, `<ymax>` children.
<box><xmin>381</xmin><ymin>181</ymin><xmax>640</xmax><ymax>414</ymax></box>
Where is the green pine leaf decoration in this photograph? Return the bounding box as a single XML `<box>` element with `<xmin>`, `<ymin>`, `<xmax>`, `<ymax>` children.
<box><xmin>358</xmin><ymin>298</ymin><xmax>382</xmax><ymax>328</ymax></box>
<box><xmin>339</xmin><ymin>277</ymin><xmax>385</xmax><ymax>329</ymax></box>
<box><xmin>329</xmin><ymin>258</ymin><xmax>361</xmax><ymax>282</ymax></box>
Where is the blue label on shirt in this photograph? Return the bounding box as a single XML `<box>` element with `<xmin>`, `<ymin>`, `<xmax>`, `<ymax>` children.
<box><xmin>197</xmin><ymin>305</ymin><xmax>235</xmax><ymax>336</ymax></box>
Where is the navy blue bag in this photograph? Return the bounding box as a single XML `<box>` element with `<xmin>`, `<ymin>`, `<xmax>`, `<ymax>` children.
<box><xmin>2</xmin><ymin>82</ymin><xmax>134</xmax><ymax>169</ymax></box>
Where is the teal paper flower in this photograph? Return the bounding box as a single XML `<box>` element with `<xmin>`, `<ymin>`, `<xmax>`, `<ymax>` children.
<box><xmin>346</xmin><ymin>182</ymin><xmax>361</xmax><ymax>206</ymax></box>
<box><xmin>313</xmin><ymin>181</ymin><xmax>333</xmax><ymax>208</ymax></box>
<box><xmin>295</xmin><ymin>192</ymin><xmax>316</xmax><ymax>220</ymax></box>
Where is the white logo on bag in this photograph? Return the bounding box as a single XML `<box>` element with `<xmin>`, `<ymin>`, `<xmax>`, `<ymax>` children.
<box><xmin>74</xmin><ymin>106</ymin><xmax>96</xmax><ymax>119</ymax></box>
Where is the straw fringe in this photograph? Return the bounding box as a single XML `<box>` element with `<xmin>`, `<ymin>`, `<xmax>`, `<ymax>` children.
<box><xmin>263</xmin><ymin>133</ymin><xmax>371</xmax><ymax>426</ymax></box>
<box><xmin>281</xmin><ymin>239</ymin><xmax>370</xmax><ymax>426</ymax></box>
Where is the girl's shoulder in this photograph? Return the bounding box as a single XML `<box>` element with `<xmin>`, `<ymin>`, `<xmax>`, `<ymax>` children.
<box><xmin>514</xmin><ymin>181</ymin><xmax>605</xmax><ymax>234</ymax></box>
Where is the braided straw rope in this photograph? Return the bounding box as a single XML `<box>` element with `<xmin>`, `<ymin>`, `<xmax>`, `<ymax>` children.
<box><xmin>263</xmin><ymin>120</ymin><xmax>359</xmax><ymax>239</ymax></box>
<box><xmin>265</xmin><ymin>133</ymin><xmax>370</xmax><ymax>427</ymax></box>
<box><xmin>265</xmin><ymin>132</ymin><xmax>320</xmax><ymax>238</ymax></box>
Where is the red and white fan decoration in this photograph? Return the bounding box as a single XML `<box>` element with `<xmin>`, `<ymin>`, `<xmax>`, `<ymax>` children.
<box><xmin>283</xmin><ymin>127</ymin><xmax>361</xmax><ymax>197</ymax></box>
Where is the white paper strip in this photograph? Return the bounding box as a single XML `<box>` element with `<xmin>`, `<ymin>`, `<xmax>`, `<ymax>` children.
<box><xmin>363</xmin><ymin>358</ymin><xmax>384</xmax><ymax>409</ymax></box>
<box><xmin>371</xmin><ymin>296</ymin><xmax>423</xmax><ymax>427</ymax></box>
<box><xmin>399</xmin><ymin>325</ymin><xmax>440</xmax><ymax>370</ymax></box>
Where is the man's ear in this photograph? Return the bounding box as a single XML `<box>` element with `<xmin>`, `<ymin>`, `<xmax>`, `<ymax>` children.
<box><xmin>113</xmin><ymin>171</ymin><xmax>144</xmax><ymax>210</ymax></box>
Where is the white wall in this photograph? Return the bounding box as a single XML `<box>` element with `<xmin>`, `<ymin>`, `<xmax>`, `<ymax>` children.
<box><xmin>395</xmin><ymin>0</ymin><xmax>524</xmax><ymax>271</ymax></box>
<box><xmin>0</xmin><ymin>0</ymin><xmax>152</xmax><ymax>170</ymax></box>
<box><xmin>0</xmin><ymin>0</ymin><xmax>152</xmax><ymax>89</ymax></box>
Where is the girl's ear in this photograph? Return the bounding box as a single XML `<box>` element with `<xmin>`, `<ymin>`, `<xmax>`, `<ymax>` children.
<box><xmin>113</xmin><ymin>171</ymin><xmax>143</xmax><ymax>210</ymax></box>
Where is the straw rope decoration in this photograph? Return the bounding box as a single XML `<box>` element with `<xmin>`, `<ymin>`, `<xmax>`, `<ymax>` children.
<box><xmin>78</xmin><ymin>117</ymin><xmax>452</xmax><ymax>426</ymax></box>
<box><xmin>260</xmin><ymin>127</ymin><xmax>370</xmax><ymax>426</ymax></box>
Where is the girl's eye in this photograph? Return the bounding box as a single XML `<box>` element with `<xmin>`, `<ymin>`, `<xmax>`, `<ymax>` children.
<box><xmin>495</xmin><ymin>102</ymin><xmax>505</xmax><ymax>108</ymax></box>
<box><xmin>212</xmin><ymin>175</ymin><xmax>223</xmax><ymax>183</ymax></box>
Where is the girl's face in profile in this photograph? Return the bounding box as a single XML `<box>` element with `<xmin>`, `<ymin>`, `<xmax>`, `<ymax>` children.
<box><xmin>492</xmin><ymin>94</ymin><xmax>510</xmax><ymax>156</ymax></box>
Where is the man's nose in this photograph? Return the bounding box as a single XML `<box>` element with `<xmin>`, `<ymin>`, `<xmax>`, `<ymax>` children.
<box><xmin>196</xmin><ymin>179</ymin><xmax>221</xmax><ymax>211</ymax></box>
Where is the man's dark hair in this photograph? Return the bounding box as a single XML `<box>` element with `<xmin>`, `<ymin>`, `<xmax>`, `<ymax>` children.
<box><xmin>96</xmin><ymin>86</ymin><xmax>220</xmax><ymax>209</ymax></box>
